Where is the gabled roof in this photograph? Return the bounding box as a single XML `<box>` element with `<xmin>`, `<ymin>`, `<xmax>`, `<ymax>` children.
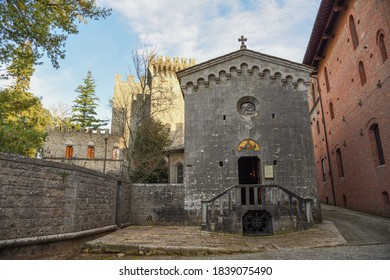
<box><xmin>177</xmin><ymin>48</ymin><xmax>313</xmax><ymax>78</ymax></box>
<box><xmin>303</xmin><ymin>0</ymin><xmax>347</xmax><ymax>67</ymax></box>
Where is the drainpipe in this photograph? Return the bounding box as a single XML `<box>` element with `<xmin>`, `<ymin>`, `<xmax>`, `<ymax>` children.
<box><xmin>310</xmin><ymin>72</ymin><xmax>336</xmax><ymax>206</ymax></box>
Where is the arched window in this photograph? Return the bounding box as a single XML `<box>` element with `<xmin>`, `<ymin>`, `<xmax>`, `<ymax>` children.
<box><xmin>87</xmin><ymin>147</ymin><xmax>95</xmax><ymax>159</ymax></box>
<box><xmin>358</xmin><ymin>61</ymin><xmax>367</xmax><ymax>85</ymax></box>
<box><xmin>321</xmin><ymin>158</ymin><xmax>326</xmax><ymax>182</ymax></box>
<box><xmin>378</xmin><ymin>32</ymin><xmax>388</xmax><ymax>62</ymax></box>
<box><xmin>112</xmin><ymin>148</ymin><xmax>119</xmax><ymax>160</ymax></box>
<box><xmin>65</xmin><ymin>140</ymin><xmax>73</xmax><ymax>159</ymax></box>
<box><xmin>177</xmin><ymin>164</ymin><xmax>184</xmax><ymax>183</ymax></box>
<box><xmin>324</xmin><ymin>67</ymin><xmax>330</xmax><ymax>92</ymax></box>
<box><xmin>369</xmin><ymin>124</ymin><xmax>385</xmax><ymax>166</ymax></box>
<box><xmin>329</xmin><ymin>102</ymin><xmax>335</xmax><ymax>120</ymax></box>
<box><xmin>112</xmin><ymin>143</ymin><xmax>120</xmax><ymax>160</ymax></box>
<box><xmin>349</xmin><ymin>15</ymin><xmax>359</xmax><ymax>49</ymax></box>
<box><xmin>316</xmin><ymin>120</ymin><xmax>321</xmax><ymax>135</ymax></box>
<box><xmin>87</xmin><ymin>141</ymin><xmax>95</xmax><ymax>159</ymax></box>
<box><xmin>335</xmin><ymin>148</ymin><xmax>344</xmax><ymax>178</ymax></box>
<box><xmin>383</xmin><ymin>191</ymin><xmax>389</xmax><ymax>205</ymax></box>
<box><xmin>65</xmin><ymin>146</ymin><xmax>73</xmax><ymax>159</ymax></box>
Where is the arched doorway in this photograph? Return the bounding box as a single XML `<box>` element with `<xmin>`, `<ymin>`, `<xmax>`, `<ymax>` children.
<box><xmin>238</xmin><ymin>156</ymin><xmax>261</xmax><ymax>184</ymax></box>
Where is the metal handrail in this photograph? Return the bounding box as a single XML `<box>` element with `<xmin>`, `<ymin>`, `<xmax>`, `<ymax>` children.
<box><xmin>202</xmin><ymin>184</ymin><xmax>310</xmax><ymax>205</ymax></box>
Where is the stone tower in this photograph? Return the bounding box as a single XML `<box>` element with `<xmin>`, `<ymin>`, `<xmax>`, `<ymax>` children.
<box><xmin>110</xmin><ymin>55</ymin><xmax>195</xmax><ymax>182</ymax></box>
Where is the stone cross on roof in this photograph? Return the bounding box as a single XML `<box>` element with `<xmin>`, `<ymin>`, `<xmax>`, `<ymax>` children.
<box><xmin>238</xmin><ymin>35</ymin><xmax>247</xmax><ymax>49</ymax></box>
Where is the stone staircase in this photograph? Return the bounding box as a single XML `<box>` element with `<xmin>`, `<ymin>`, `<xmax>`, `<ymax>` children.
<box><xmin>201</xmin><ymin>184</ymin><xmax>314</xmax><ymax>235</ymax></box>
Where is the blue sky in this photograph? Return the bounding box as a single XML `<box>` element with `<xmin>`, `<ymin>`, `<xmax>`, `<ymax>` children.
<box><xmin>6</xmin><ymin>0</ymin><xmax>321</xmax><ymax>127</ymax></box>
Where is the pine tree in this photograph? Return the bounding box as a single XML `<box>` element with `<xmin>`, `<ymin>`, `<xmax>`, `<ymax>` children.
<box><xmin>71</xmin><ymin>71</ymin><xmax>107</xmax><ymax>129</ymax></box>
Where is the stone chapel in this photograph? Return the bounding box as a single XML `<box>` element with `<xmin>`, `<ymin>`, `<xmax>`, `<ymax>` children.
<box><xmin>176</xmin><ymin>39</ymin><xmax>321</xmax><ymax>233</ymax></box>
<box><xmin>108</xmin><ymin>39</ymin><xmax>322</xmax><ymax>234</ymax></box>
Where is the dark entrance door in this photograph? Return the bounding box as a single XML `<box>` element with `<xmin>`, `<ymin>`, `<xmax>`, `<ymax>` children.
<box><xmin>238</xmin><ymin>157</ymin><xmax>261</xmax><ymax>184</ymax></box>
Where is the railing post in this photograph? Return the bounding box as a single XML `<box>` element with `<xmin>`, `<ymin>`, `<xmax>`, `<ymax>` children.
<box><xmin>211</xmin><ymin>202</ymin><xmax>215</xmax><ymax>221</ymax></box>
<box><xmin>289</xmin><ymin>195</ymin><xmax>293</xmax><ymax>217</ymax></box>
<box><xmin>201</xmin><ymin>202</ymin><xmax>208</xmax><ymax>230</ymax></box>
<box><xmin>254</xmin><ymin>186</ymin><xmax>258</xmax><ymax>205</ymax></box>
<box><xmin>245</xmin><ymin>186</ymin><xmax>250</xmax><ymax>206</ymax></box>
<box><xmin>219</xmin><ymin>198</ymin><xmax>224</xmax><ymax>216</ymax></box>
<box><xmin>270</xmin><ymin>187</ymin><xmax>275</xmax><ymax>205</ymax></box>
<box><xmin>236</xmin><ymin>187</ymin><xmax>241</xmax><ymax>205</ymax></box>
<box><xmin>305</xmin><ymin>200</ymin><xmax>314</xmax><ymax>223</ymax></box>
<box><xmin>298</xmin><ymin>199</ymin><xmax>303</xmax><ymax>222</ymax></box>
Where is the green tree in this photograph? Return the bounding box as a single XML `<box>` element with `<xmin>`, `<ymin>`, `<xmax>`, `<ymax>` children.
<box><xmin>0</xmin><ymin>40</ymin><xmax>51</xmax><ymax>157</ymax></box>
<box><xmin>0</xmin><ymin>90</ymin><xmax>50</xmax><ymax>157</ymax></box>
<box><xmin>71</xmin><ymin>71</ymin><xmax>107</xmax><ymax>129</ymax></box>
<box><xmin>0</xmin><ymin>42</ymin><xmax>50</xmax><ymax>157</ymax></box>
<box><xmin>130</xmin><ymin>118</ymin><xmax>171</xmax><ymax>183</ymax></box>
<box><xmin>0</xmin><ymin>0</ymin><xmax>111</xmax><ymax>70</ymax></box>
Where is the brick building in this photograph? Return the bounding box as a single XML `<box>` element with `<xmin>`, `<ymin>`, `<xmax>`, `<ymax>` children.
<box><xmin>303</xmin><ymin>0</ymin><xmax>390</xmax><ymax>217</ymax></box>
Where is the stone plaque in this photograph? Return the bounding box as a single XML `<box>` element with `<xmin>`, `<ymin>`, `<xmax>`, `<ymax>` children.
<box><xmin>264</xmin><ymin>165</ymin><xmax>274</xmax><ymax>179</ymax></box>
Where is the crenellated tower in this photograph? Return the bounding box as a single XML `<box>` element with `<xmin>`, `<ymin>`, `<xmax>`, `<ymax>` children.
<box><xmin>111</xmin><ymin>55</ymin><xmax>196</xmax><ymax>151</ymax></box>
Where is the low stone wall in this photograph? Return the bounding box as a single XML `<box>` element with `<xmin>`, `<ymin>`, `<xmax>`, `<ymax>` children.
<box><xmin>0</xmin><ymin>153</ymin><xmax>131</xmax><ymax>249</ymax></box>
<box><xmin>130</xmin><ymin>184</ymin><xmax>186</xmax><ymax>225</ymax></box>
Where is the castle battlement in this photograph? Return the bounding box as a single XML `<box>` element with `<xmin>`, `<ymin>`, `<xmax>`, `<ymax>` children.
<box><xmin>47</xmin><ymin>126</ymin><xmax>114</xmax><ymax>135</ymax></box>
<box><xmin>151</xmin><ymin>56</ymin><xmax>196</xmax><ymax>75</ymax></box>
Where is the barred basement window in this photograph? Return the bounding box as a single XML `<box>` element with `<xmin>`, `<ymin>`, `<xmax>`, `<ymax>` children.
<box><xmin>369</xmin><ymin>124</ymin><xmax>385</xmax><ymax>166</ymax></box>
<box><xmin>335</xmin><ymin>148</ymin><xmax>344</xmax><ymax>178</ymax></box>
<box><xmin>378</xmin><ymin>32</ymin><xmax>388</xmax><ymax>62</ymax></box>
<box><xmin>349</xmin><ymin>15</ymin><xmax>359</xmax><ymax>50</ymax></box>
<box><xmin>358</xmin><ymin>61</ymin><xmax>367</xmax><ymax>86</ymax></box>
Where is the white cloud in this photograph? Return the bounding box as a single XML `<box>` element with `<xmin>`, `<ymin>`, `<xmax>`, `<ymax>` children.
<box><xmin>30</xmin><ymin>69</ymin><xmax>75</xmax><ymax>107</ymax></box>
<box><xmin>100</xmin><ymin>0</ymin><xmax>320</xmax><ymax>63</ymax></box>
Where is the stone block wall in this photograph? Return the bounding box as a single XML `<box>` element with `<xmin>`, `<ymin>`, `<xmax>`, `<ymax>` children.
<box><xmin>129</xmin><ymin>184</ymin><xmax>186</xmax><ymax>225</ymax></box>
<box><xmin>0</xmin><ymin>153</ymin><xmax>131</xmax><ymax>243</ymax></box>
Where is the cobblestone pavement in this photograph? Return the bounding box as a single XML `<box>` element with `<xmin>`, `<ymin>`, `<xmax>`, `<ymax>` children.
<box><xmin>79</xmin><ymin>204</ymin><xmax>390</xmax><ymax>260</ymax></box>
<box><xmin>320</xmin><ymin>204</ymin><xmax>390</xmax><ymax>245</ymax></box>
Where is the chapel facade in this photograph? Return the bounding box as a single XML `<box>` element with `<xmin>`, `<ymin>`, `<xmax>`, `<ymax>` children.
<box><xmin>177</xmin><ymin>42</ymin><xmax>321</xmax><ymax>232</ymax></box>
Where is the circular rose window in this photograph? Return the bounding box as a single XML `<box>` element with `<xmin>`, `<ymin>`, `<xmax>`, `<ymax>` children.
<box><xmin>237</xmin><ymin>96</ymin><xmax>259</xmax><ymax>117</ymax></box>
<box><xmin>240</xmin><ymin>102</ymin><xmax>256</xmax><ymax>116</ymax></box>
